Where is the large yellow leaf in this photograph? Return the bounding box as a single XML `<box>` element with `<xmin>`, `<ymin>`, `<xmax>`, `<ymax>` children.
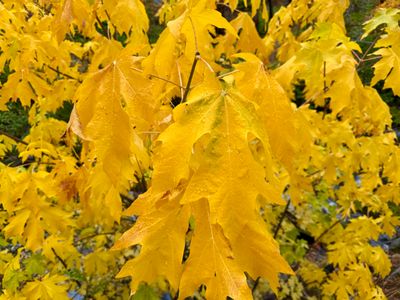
<box><xmin>115</xmin><ymin>77</ymin><xmax>292</xmax><ymax>297</ymax></box>
<box><xmin>71</xmin><ymin>52</ymin><xmax>151</xmax><ymax>186</ymax></box>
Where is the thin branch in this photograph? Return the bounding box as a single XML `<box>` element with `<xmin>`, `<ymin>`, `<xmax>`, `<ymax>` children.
<box><xmin>51</xmin><ymin>247</ymin><xmax>68</xmax><ymax>269</ymax></box>
<box><xmin>77</xmin><ymin>231</ymin><xmax>115</xmax><ymax>242</ymax></box>
<box><xmin>356</xmin><ymin>36</ymin><xmax>380</xmax><ymax>70</ymax></box>
<box><xmin>95</xmin><ymin>13</ymin><xmax>111</xmax><ymax>40</ymax></box>
<box><xmin>322</xmin><ymin>61</ymin><xmax>329</xmax><ymax>119</ymax></box>
<box><xmin>273</xmin><ymin>198</ymin><xmax>291</xmax><ymax>239</ymax></box>
<box><xmin>181</xmin><ymin>52</ymin><xmax>200</xmax><ymax>103</ymax></box>
<box><xmin>52</xmin><ymin>247</ymin><xmax>83</xmax><ymax>288</ymax></box>
<box><xmin>305</xmin><ymin>219</ymin><xmax>342</xmax><ymax>255</ymax></box>
<box><xmin>352</xmin><ymin>50</ymin><xmax>362</xmax><ymax>62</ymax></box>
<box><xmin>267</xmin><ymin>0</ymin><xmax>274</xmax><ymax>20</ymax></box>
<box><xmin>359</xmin><ymin>56</ymin><xmax>381</xmax><ymax>63</ymax></box>
<box><xmin>252</xmin><ymin>277</ymin><xmax>261</xmax><ymax>294</ymax></box>
<box><xmin>47</xmin><ymin>65</ymin><xmax>81</xmax><ymax>82</ymax></box>
<box><xmin>360</xmin><ymin>36</ymin><xmax>379</xmax><ymax>61</ymax></box>
<box><xmin>314</xmin><ymin>219</ymin><xmax>341</xmax><ymax>245</ymax></box>
<box><xmin>0</xmin><ymin>129</ymin><xmax>28</xmax><ymax>145</ymax></box>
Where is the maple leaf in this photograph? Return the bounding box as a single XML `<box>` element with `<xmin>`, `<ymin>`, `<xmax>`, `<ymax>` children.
<box><xmin>370</xmin><ymin>28</ymin><xmax>400</xmax><ymax>96</ymax></box>
<box><xmin>115</xmin><ymin>76</ymin><xmax>292</xmax><ymax>297</ymax></box>
<box><xmin>362</xmin><ymin>7</ymin><xmax>400</xmax><ymax>38</ymax></box>
<box><xmin>99</xmin><ymin>0</ymin><xmax>149</xmax><ymax>43</ymax></box>
<box><xmin>233</xmin><ymin>54</ymin><xmax>312</xmax><ymax>171</ymax></box>
<box><xmin>52</xmin><ymin>0</ymin><xmax>93</xmax><ymax>43</ymax></box>
<box><xmin>22</xmin><ymin>275</ymin><xmax>69</xmax><ymax>300</ymax></box>
<box><xmin>215</xmin><ymin>13</ymin><xmax>268</xmax><ymax>62</ymax></box>
<box><xmin>70</xmin><ymin>52</ymin><xmax>151</xmax><ymax>184</ymax></box>
<box><xmin>1</xmin><ymin>170</ymin><xmax>73</xmax><ymax>251</ymax></box>
<box><xmin>113</xmin><ymin>189</ymin><xmax>190</xmax><ymax>291</ymax></box>
<box><xmin>180</xmin><ymin>199</ymin><xmax>252</xmax><ymax>299</ymax></box>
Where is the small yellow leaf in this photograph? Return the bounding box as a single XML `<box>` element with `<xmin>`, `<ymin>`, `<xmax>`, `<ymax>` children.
<box><xmin>22</xmin><ymin>275</ymin><xmax>69</xmax><ymax>300</ymax></box>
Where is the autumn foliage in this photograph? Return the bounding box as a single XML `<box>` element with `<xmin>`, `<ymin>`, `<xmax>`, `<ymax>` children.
<box><xmin>0</xmin><ymin>0</ymin><xmax>400</xmax><ymax>299</ymax></box>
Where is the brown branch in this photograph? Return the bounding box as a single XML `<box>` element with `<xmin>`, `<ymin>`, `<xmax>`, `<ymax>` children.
<box><xmin>252</xmin><ymin>276</ymin><xmax>261</xmax><ymax>294</ymax></box>
<box><xmin>52</xmin><ymin>247</ymin><xmax>82</xmax><ymax>287</ymax></box>
<box><xmin>77</xmin><ymin>231</ymin><xmax>115</xmax><ymax>242</ymax></box>
<box><xmin>274</xmin><ymin>198</ymin><xmax>291</xmax><ymax>239</ymax></box>
<box><xmin>305</xmin><ymin>219</ymin><xmax>342</xmax><ymax>255</ymax></box>
<box><xmin>181</xmin><ymin>52</ymin><xmax>200</xmax><ymax>104</ymax></box>
<box><xmin>0</xmin><ymin>129</ymin><xmax>28</xmax><ymax>145</ymax></box>
<box><xmin>95</xmin><ymin>13</ymin><xmax>111</xmax><ymax>40</ymax></box>
<box><xmin>51</xmin><ymin>247</ymin><xmax>68</xmax><ymax>269</ymax></box>
<box><xmin>47</xmin><ymin>65</ymin><xmax>81</xmax><ymax>82</ymax></box>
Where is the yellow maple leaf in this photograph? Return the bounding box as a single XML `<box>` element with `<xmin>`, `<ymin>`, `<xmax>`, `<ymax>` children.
<box><xmin>115</xmin><ymin>77</ymin><xmax>292</xmax><ymax>297</ymax></box>
<box><xmin>180</xmin><ymin>199</ymin><xmax>252</xmax><ymax>300</ymax></box>
<box><xmin>22</xmin><ymin>275</ymin><xmax>69</xmax><ymax>300</ymax></box>
<box><xmin>70</xmin><ymin>53</ymin><xmax>151</xmax><ymax>186</ymax></box>
<box><xmin>51</xmin><ymin>0</ymin><xmax>93</xmax><ymax>43</ymax></box>
<box><xmin>362</xmin><ymin>7</ymin><xmax>400</xmax><ymax>38</ymax></box>
<box><xmin>2</xmin><ymin>171</ymin><xmax>73</xmax><ymax>251</ymax></box>
<box><xmin>113</xmin><ymin>189</ymin><xmax>190</xmax><ymax>291</ymax></box>
<box><xmin>370</xmin><ymin>28</ymin><xmax>400</xmax><ymax>96</ymax></box>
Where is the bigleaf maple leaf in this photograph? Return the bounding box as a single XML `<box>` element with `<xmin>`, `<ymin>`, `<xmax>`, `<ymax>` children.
<box><xmin>114</xmin><ymin>76</ymin><xmax>292</xmax><ymax>298</ymax></box>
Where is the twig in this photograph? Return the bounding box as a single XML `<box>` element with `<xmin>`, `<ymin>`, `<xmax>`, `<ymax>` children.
<box><xmin>360</xmin><ymin>36</ymin><xmax>379</xmax><ymax>61</ymax></box>
<box><xmin>0</xmin><ymin>129</ymin><xmax>28</xmax><ymax>145</ymax></box>
<box><xmin>47</xmin><ymin>65</ymin><xmax>81</xmax><ymax>82</ymax></box>
<box><xmin>181</xmin><ymin>52</ymin><xmax>200</xmax><ymax>103</ymax></box>
<box><xmin>305</xmin><ymin>219</ymin><xmax>341</xmax><ymax>255</ymax></box>
<box><xmin>252</xmin><ymin>277</ymin><xmax>261</xmax><ymax>294</ymax></box>
<box><xmin>356</xmin><ymin>36</ymin><xmax>379</xmax><ymax>70</ymax></box>
<box><xmin>267</xmin><ymin>0</ymin><xmax>274</xmax><ymax>20</ymax></box>
<box><xmin>51</xmin><ymin>246</ymin><xmax>83</xmax><ymax>293</ymax></box>
<box><xmin>95</xmin><ymin>13</ymin><xmax>111</xmax><ymax>40</ymax></box>
<box><xmin>77</xmin><ymin>231</ymin><xmax>115</xmax><ymax>242</ymax></box>
<box><xmin>322</xmin><ymin>61</ymin><xmax>329</xmax><ymax>120</ymax></box>
<box><xmin>359</xmin><ymin>56</ymin><xmax>380</xmax><ymax>63</ymax></box>
<box><xmin>273</xmin><ymin>198</ymin><xmax>291</xmax><ymax>239</ymax></box>
<box><xmin>102</xmin><ymin>10</ymin><xmax>113</xmax><ymax>39</ymax></box>
<box><xmin>352</xmin><ymin>50</ymin><xmax>362</xmax><ymax>62</ymax></box>
<box><xmin>51</xmin><ymin>247</ymin><xmax>68</xmax><ymax>269</ymax></box>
